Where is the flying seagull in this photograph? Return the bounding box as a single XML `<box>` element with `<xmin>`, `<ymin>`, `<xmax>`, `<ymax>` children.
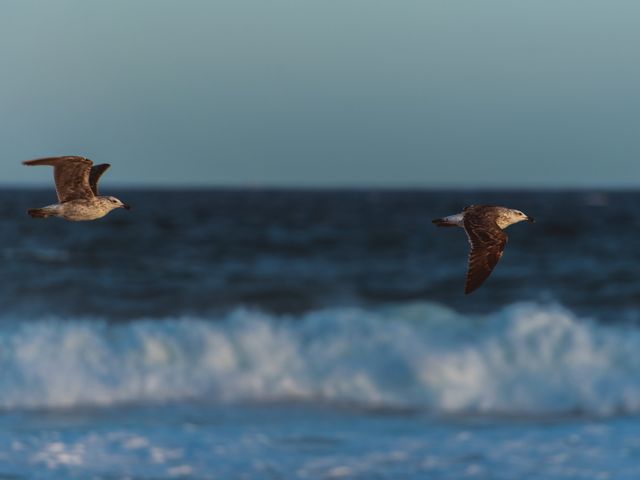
<box><xmin>23</xmin><ymin>156</ymin><xmax>130</xmax><ymax>221</ymax></box>
<box><xmin>432</xmin><ymin>205</ymin><xmax>534</xmax><ymax>294</ymax></box>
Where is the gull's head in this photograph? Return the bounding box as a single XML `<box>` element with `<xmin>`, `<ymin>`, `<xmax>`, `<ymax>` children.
<box><xmin>503</xmin><ymin>208</ymin><xmax>534</xmax><ymax>227</ymax></box>
<box><xmin>104</xmin><ymin>196</ymin><xmax>131</xmax><ymax>211</ymax></box>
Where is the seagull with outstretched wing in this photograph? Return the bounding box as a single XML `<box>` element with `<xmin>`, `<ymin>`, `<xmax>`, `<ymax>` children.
<box><xmin>23</xmin><ymin>156</ymin><xmax>130</xmax><ymax>221</ymax></box>
<box><xmin>433</xmin><ymin>205</ymin><xmax>534</xmax><ymax>294</ymax></box>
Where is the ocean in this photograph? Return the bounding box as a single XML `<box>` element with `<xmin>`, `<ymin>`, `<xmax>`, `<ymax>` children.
<box><xmin>1</xmin><ymin>188</ymin><xmax>639</xmax><ymax>479</ymax></box>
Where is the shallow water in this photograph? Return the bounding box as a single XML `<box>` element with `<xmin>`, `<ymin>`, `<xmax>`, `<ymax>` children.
<box><xmin>2</xmin><ymin>189</ymin><xmax>639</xmax><ymax>478</ymax></box>
<box><xmin>2</xmin><ymin>403</ymin><xmax>640</xmax><ymax>479</ymax></box>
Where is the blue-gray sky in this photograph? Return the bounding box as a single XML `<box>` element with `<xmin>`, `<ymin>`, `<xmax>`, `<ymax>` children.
<box><xmin>1</xmin><ymin>0</ymin><xmax>639</xmax><ymax>187</ymax></box>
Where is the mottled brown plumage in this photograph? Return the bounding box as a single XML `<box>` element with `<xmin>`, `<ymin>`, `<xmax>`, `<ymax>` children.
<box><xmin>462</xmin><ymin>206</ymin><xmax>509</xmax><ymax>294</ymax></box>
<box><xmin>23</xmin><ymin>156</ymin><xmax>95</xmax><ymax>203</ymax></box>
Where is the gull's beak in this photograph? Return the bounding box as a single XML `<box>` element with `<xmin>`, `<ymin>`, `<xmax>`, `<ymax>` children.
<box><xmin>527</xmin><ymin>216</ymin><xmax>535</xmax><ymax>223</ymax></box>
<box><xmin>122</xmin><ymin>204</ymin><xmax>131</xmax><ymax>210</ymax></box>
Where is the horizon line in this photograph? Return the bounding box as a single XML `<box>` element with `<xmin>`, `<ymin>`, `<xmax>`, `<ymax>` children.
<box><xmin>3</xmin><ymin>182</ymin><xmax>640</xmax><ymax>192</ymax></box>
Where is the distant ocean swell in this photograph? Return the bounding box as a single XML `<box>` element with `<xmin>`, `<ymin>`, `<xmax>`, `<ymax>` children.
<box><xmin>1</xmin><ymin>302</ymin><xmax>639</xmax><ymax>415</ymax></box>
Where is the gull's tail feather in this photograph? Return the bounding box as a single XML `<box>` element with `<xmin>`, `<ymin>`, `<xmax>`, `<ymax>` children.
<box><xmin>27</xmin><ymin>208</ymin><xmax>53</xmax><ymax>219</ymax></box>
<box><xmin>432</xmin><ymin>218</ymin><xmax>457</xmax><ymax>227</ymax></box>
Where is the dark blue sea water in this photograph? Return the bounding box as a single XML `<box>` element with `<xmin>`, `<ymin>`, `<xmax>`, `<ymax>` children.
<box><xmin>2</xmin><ymin>189</ymin><xmax>640</xmax><ymax>479</ymax></box>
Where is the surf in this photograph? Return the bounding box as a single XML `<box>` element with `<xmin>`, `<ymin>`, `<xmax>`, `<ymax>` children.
<box><xmin>1</xmin><ymin>302</ymin><xmax>639</xmax><ymax>416</ymax></box>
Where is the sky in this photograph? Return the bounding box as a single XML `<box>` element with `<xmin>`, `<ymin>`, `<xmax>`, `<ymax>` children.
<box><xmin>1</xmin><ymin>0</ymin><xmax>639</xmax><ymax>188</ymax></box>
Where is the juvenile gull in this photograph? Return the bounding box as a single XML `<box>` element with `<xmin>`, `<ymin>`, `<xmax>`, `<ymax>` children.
<box><xmin>23</xmin><ymin>156</ymin><xmax>130</xmax><ymax>221</ymax></box>
<box><xmin>432</xmin><ymin>205</ymin><xmax>534</xmax><ymax>294</ymax></box>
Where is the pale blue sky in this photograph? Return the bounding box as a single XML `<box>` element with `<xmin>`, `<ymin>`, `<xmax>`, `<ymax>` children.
<box><xmin>1</xmin><ymin>0</ymin><xmax>639</xmax><ymax>187</ymax></box>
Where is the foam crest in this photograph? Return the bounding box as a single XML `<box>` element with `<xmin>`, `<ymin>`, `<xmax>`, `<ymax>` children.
<box><xmin>1</xmin><ymin>303</ymin><xmax>639</xmax><ymax>415</ymax></box>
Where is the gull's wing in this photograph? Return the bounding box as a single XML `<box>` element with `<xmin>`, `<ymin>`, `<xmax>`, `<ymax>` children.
<box><xmin>463</xmin><ymin>207</ymin><xmax>508</xmax><ymax>294</ymax></box>
<box><xmin>23</xmin><ymin>156</ymin><xmax>94</xmax><ymax>202</ymax></box>
<box><xmin>89</xmin><ymin>164</ymin><xmax>111</xmax><ymax>195</ymax></box>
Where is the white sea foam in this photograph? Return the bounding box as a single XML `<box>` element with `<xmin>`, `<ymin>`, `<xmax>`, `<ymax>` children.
<box><xmin>1</xmin><ymin>302</ymin><xmax>640</xmax><ymax>415</ymax></box>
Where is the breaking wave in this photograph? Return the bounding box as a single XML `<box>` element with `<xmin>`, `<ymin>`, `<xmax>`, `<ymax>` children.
<box><xmin>1</xmin><ymin>302</ymin><xmax>640</xmax><ymax>415</ymax></box>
